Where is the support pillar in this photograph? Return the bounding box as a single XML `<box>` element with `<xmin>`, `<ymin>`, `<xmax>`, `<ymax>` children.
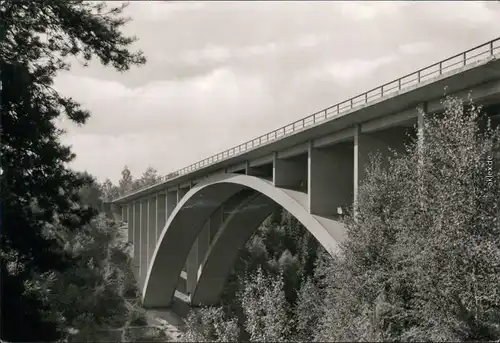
<box><xmin>140</xmin><ymin>199</ymin><xmax>148</xmax><ymax>287</ymax></box>
<box><xmin>209</xmin><ymin>205</ymin><xmax>223</xmax><ymax>244</ymax></box>
<box><xmin>354</xmin><ymin>125</ymin><xmax>384</xmax><ymax>210</ymax></box>
<box><xmin>133</xmin><ymin>201</ymin><xmax>141</xmax><ymax>280</ymax></box>
<box><xmin>354</xmin><ymin>125</ymin><xmax>408</xmax><ymax>212</ymax></box>
<box><xmin>417</xmin><ymin>103</ymin><xmax>427</xmax><ymax>207</ymax></box>
<box><xmin>121</xmin><ymin>206</ymin><xmax>126</xmax><ymax>223</ymax></box>
<box><xmin>110</xmin><ymin>203</ymin><xmax>121</xmax><ymax>222</ymax></box>
<box><xmin>147</xmin><ymin>196</ymin><xmax>157</xmax><ymax>272</ymax></box>
<box><xmin>186</xmin><ymin>239</ymin><xmax>198</xmax><ymax>297</ymax></box>
<box><xmin>417</xmin><ymin>103</ymin><xmax>427</xmax><ymax>166</ymax></box>
<box><xmin>308</xmin><ymin>141</ymin><xmax>353</xmax><ymax>216</ymax></box>
<box><xmin>156</xmin><ymin>193</ymin><xmax>166</xmax><ymax>242</ymax></box>
<box><xmin>177</xmin><ymin>186</ymin><xmax>188</xmax><ymax>203</ymax></box>
<box><xmin>127</xmin><ymin>203</ymin><xmax>134</xmax><ymax>243</ymax></box>
<box><xmin>166</xmin><ymin>191</ymin><xmax>177</xmax><ymax>220</ymax></box>
<box><xmin>197</xmin><ymin>220</ymin><xmax>211</xmax><ymax>280</ymax></box>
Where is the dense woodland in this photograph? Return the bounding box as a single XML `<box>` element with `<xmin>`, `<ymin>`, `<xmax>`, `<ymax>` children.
<box><xmin>2</xmin><ymin>1</ymin><xmax>500</xmax><ymax>342</ymax></box>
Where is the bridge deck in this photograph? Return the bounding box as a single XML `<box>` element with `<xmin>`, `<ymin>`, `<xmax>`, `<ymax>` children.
<box><xmin>113</xmin><ymin>37</ymin><xmax>500</xmax><ymax>204</ymax></box>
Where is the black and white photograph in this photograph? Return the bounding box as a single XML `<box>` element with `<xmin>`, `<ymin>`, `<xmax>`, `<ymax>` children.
<box><xmin>2</xmin><ymin>1</ymin><xmax>500</xmax><ymax>342</ymax></box>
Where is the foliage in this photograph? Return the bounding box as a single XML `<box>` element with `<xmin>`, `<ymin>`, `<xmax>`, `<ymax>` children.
<box><xmin>315</xmin><ymin>96</ymin><xmax>500</xmax><ymax>342</ymax></box>
<box><xmin>101</xmin><ymin>178</ymin><xmax>120</xmax><ymax>203</ymax></box>
<box><xmin>181</xmin><ymin>307</ymin><xmax>240</xmax><ymax>342</ymax></box>
<box><xmin>238</xmin><ymin>268</ymin><xmax>291</xmax><ymax>342</ymax></box>
<box><xmin>294</xmin><ymin>277</ymin><xmax>323</xmax><ymax>341</ymax></box>
<box><xmin>1</xmin><ymin>0</ymin><xmax>145</xmax><ymax>340</ymax></box>
<box><xmin>30</xmin><ymin>210</ymin><xmax>143</xmax><ymax>341</ymax></box>
<box><xmin>119</xmin><ymin>166</ymin><xmax>134</xmax><ymax>195</ymax></box>
<box><xmin>134</xmin><ymin>165</ymin><xmax>160</xmax><ymax>189</ymax></box>
<box><xmin>77</xmin><ymin>171</ymin><xmax>104</xmax><ymax>211</ymax></box>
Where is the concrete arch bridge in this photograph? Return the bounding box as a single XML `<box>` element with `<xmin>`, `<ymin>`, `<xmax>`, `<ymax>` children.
<box><xmin>108</xmin><ymin>37</ymin><xmax>500</xmax><ymax>311</ymax></box>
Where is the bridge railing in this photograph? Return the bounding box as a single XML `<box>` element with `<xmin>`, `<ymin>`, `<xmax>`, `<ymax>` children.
<box><xmin>113</xmin><ymin>37</ymin><xmax>500</xmax><ymax>202</ymax></box>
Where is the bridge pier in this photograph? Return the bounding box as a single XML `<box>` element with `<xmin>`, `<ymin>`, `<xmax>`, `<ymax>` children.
<box><xmin>309</xmin><ymin>141</ymin><xmax>353</xmax><ymax>217</ymax></box>
<box><xmin>140</xmin><ymin>200</ymin><xmax>149</xmax><ymax>287</ymax></box>
<box><xmin>127</xmin><ymin>203</ymin><xmax>134</xmax><ymax>243</ymax></box>
<box><xmin>197</xmin><ymin>220</ymin><xmax>211</xmax><ymax>281</ymax></box>
<box><xmin>147</xmin><ymin>197</ymin><xmax>156</xmax><ymax>276</ymax></box>
<box><xmin>133</xmin><ymin>201</ymin><xmax>141</xmax><ymax>280</ymax></box>
<box><xmin>209</xmin><ymin>205</ymin><xmax>223</xmax><ymax>243</ymax></box>
<box><xmin>121</xmin><ymin>205</ymin><xmax>127</xmax><ymax>223</ymax></box>
<box><xmin>156</xmin><ymin>193</ymin><xmax>167</xmax><ymax>242</ymax></box>
<box><xmin>354</xmin><ymin>124</ymin><xmax>416</xmax><ymax>209</ymax></box>
<box><xmin>186</xmin><ymin>239</ymin><xmax>198</xmax><ymax>297</ymax></box>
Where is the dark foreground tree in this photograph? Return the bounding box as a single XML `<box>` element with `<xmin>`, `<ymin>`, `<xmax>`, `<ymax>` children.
<box><xmin>0</xmin><ymin>1</ymin><xmax>145</xmax><ymax>341</ymax></box>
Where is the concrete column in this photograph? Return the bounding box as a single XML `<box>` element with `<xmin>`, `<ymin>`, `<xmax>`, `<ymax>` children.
<box><xmin>417</xmin><ymin>103</ymin><xmax>427</xmax><ymax>207</ymax></box>
<box><xmin>209</xmin><ymin>205</ymin><xmax>223</xmax><ymax>244</ymax></box>
<box><xmin>166</xmin><ymin>191</ymin><xmax>177</xmax><ymax>220</ymax></box>
<box><xmin>127</xmin><ymin>203</ymin><xmax>134</xmax><ymax>243</ymax></box>
<box><xmin>121</xmin><ymin>206</ymin><xmax>126</xmax><ymax>222</ymax></box>
<box><xmin>354</xmin><ymin>125</ymin><xmax>408</xmax><ymax>211</ymax></box>
<box><xmin>140</xmin><ymin>199</ymin><xmax>148</xmax><ymax>287</ymax></box>
<box><xmin>308</xmin><ymin>141</ymin><xmax>353</xmax><ymax>216</ymax></box>
<box><xmin>273</xmin><ymin>152</ymin><xmax>307</xmax><ymax>189</ymax></box>
<box><xmin>354</xmin><ymin>125</ymin><xmax>382</xmax><ymax>209</ymax></box>
<box><xmin>417</xmin><ymin>103</ymin><xmax>427</xmax><ymax>165</ymax></box>
<box><xmin>186</xmin><ymin>238</ymin><xmax>198</xmax><ymax>297</ymax></box>
<box><xmin>147</xmin><ymin>196</ymin><xmax>157</xmax><ymax>271</ymax></box>
<box><xmin>110</xmin><ymin>203</ymin><xmax>121</xmax><ymax>222</ymax></box>
<box><xmin>184</xmin><ymin>184</ymin><xmax>199</xmax><ymax>298</ymax></box>
<box><xmin>197</xmin><ymin>219</ymin><xmax>211</xmax><ymax>280</ymax></box>
<box><xmin>177</xmin><ymin>186</ymin><xmax>188</xmax><ymax>203</ymax></box>
<box><xmin>133</xmin><ymin>201</ymin><xmax>141</xmax><ymax>280</ymax></box>
<box><xmin>156</xmin><ymin>193</ymin><xmax>166</xmax><ymax>242</ymax></box>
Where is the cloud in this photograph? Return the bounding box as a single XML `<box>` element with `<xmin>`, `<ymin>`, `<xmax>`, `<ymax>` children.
<box><xmin>127</xmin><ymin>1</ymin><xmax>205</xmax><ymax>22</ymax></box>
<box><xmin>324</xmin><ymin>54</ymin><xmax>398</xmax><ymax>82</ymax></box>
<box><xmin>338</xmin><ymin>1</ymin><xmax>405</xmax><ymax>21</ymax></box>
<box><xmin>398</xmin><ymin>41</ymin><xmax>432</xmax><ymax>55</ymax></box>
<box><xmin>56</xmin><ymin>1</ymin><xmax>500</xmax><ymax>183</ymax></box>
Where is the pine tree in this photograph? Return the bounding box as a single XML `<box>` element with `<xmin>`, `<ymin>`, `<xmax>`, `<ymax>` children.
<box><xmin>0</xmin><ymin>1</ymin><xmax>145</xmax><ymax>340</ymax></box>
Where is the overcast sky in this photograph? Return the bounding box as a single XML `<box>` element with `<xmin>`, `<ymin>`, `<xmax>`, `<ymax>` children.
<box><xmin>54</xmin><ymin>1</ymin><xmax>500</xmax><ymax>183</ymax></box>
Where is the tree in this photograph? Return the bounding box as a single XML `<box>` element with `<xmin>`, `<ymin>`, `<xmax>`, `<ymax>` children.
<box><xmin>77</xmin><ymin>171</ymin><xmax>104</xmax><ymax>210</ymax></box>
<box><xmin>294</xmin><ymin>277</ymin><xmax>323</xmax><ymax>341</ymax></box>
<box><xmin>48</xmin><ymin>215</ymin><xmax>136</xmax><ymax>342</ymax></box>
<box><xmin>181</xmin><ymin>307</ymin><xmax>240</xmax><ymax>342</ymax></box>
<box><xmin>238</xmin><ymin>268</ymin><xmax>291</xmax><ymax>342</ymax></box>
<box><xmin>119</xmin><ymin>165</ymin><xmax>134</xmax><ymax>195</ymax></box>
<box><xmin>101</xmin><ymin>178</ymin><xmax>120</xmax><ymax>202</ymax></box>
<box><xmin>315</xmin><ymin>96</ymin><xmax>500</xmax><ymax>341</ymax></box>
<box><xmin>135</xmin><ymin>165</ymin><xmax>160</xmax><ymax>189</ymax></box>
<box><xmin>0</xmin><ymin>1</ymin><xmax>145</xmax><ymax>341</ymax></box>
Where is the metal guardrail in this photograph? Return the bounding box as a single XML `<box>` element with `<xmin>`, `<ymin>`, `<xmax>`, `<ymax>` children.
<box><xmin>114</xmin><ymin>37</ymin><xmax>500</xmax><ymax>201</ymax></box>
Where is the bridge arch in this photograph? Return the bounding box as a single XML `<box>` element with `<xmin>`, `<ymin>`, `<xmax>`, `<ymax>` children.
<box><xmin>142</xmin><ymin>173</ymin><xmax>345</xmax><ymax>308</ymax></box>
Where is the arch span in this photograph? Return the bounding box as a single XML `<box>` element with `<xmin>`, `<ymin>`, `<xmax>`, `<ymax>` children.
<box><xmin>142</xmin><ymin>173</ymin><xmax>346</xmax><ymax>308</ymax></box>
<box><xmin>191</xmin><ymin>192</ymin><xmax>279</xmax><ymax>306</ymax></box>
